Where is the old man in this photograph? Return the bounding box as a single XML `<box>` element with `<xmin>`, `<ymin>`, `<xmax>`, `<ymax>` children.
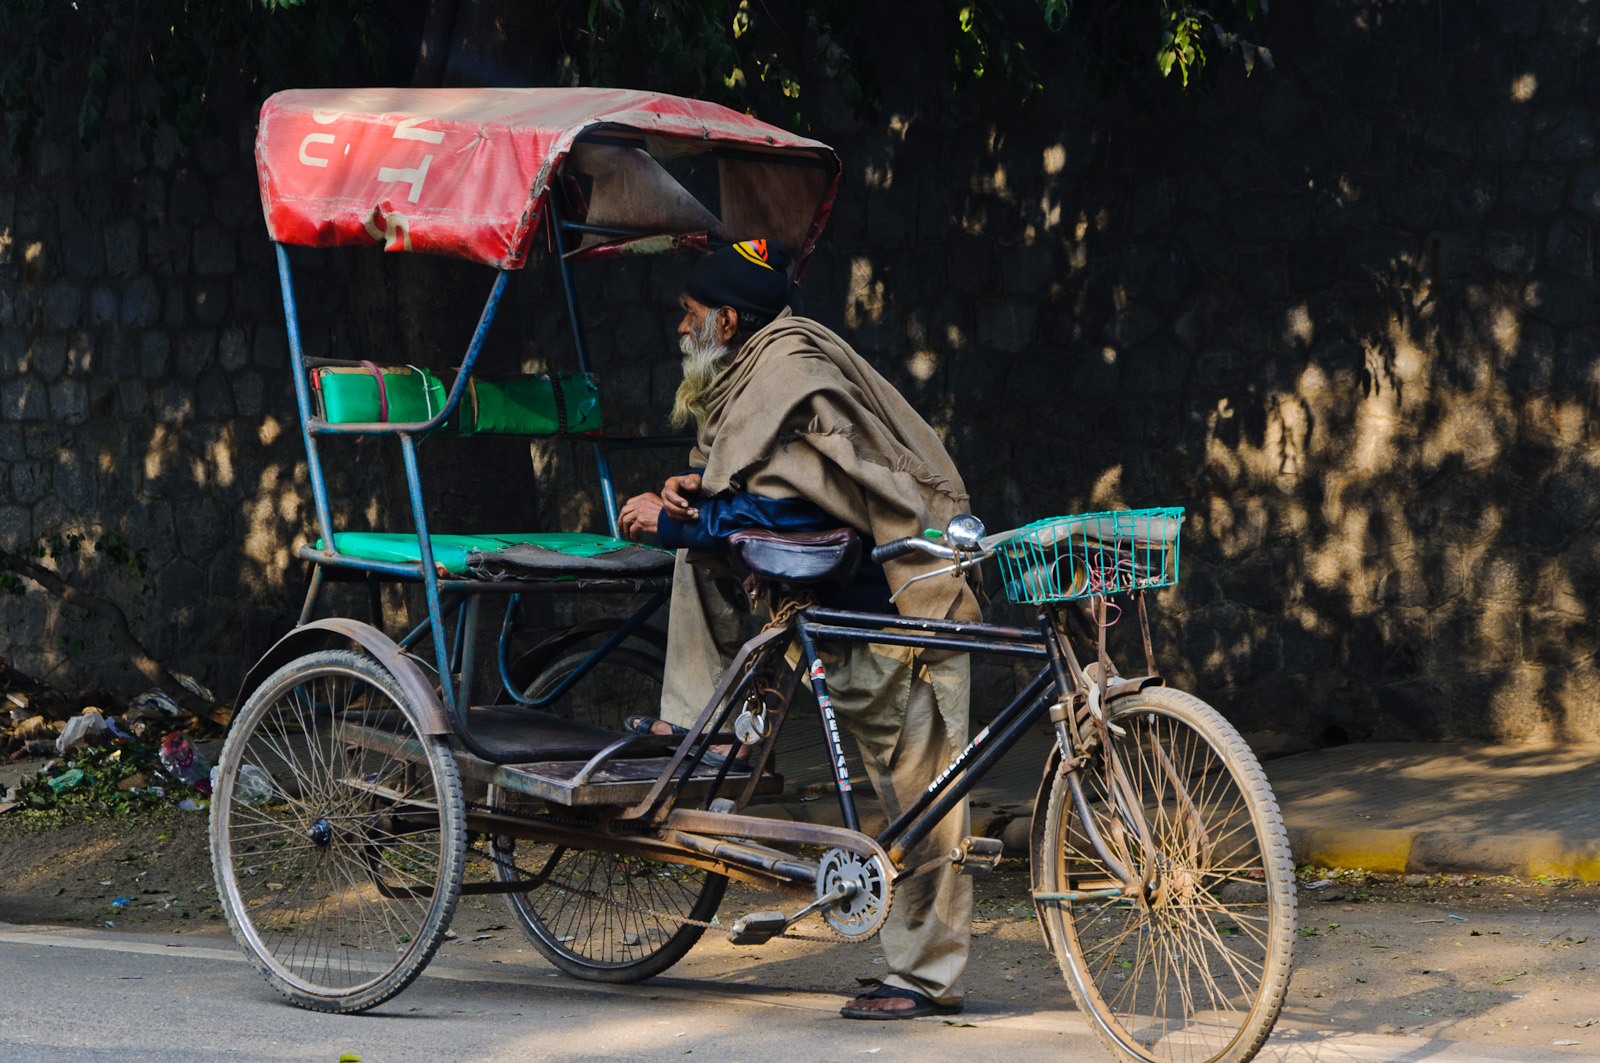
<box><xmin>618</xmin><ymin>239</ymin><xmax>977</xmax><ymax>1020</ymax></box>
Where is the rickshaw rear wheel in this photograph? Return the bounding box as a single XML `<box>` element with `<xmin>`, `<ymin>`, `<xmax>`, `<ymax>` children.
<box><xmin>514</xmin><ymin>644</ymin><xmax>665</xmax><ymax>733</ymax></box>
<box><xmin>210</xmin><ymin>648</ymin><xmax>466</xmax><ymax>1013</ymax></box>
<box><xmin>487</xmin><ymin>785</ymin><xmax>726</xmax><ymax>982</ymax></box>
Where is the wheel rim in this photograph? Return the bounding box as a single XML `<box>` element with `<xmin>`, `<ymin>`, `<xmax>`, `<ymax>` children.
<box><xmin>1053</xmin><ymin>707</ymin><xmax>1282</xmax><ymax>1062</ymax></box>
<box><xmin>217</xmin><ymin>664</ymin><xmax>451</xmax><ymax>999</ymax></box>
<box><xmin>494</xmin><ymin>831</ymin><xmax>719</xmax><ymax>970</ymax></box>
<box><xmin>521</xmin><ymin>648</ymin><xmax>662</xmax><ymax>732</ymax></box>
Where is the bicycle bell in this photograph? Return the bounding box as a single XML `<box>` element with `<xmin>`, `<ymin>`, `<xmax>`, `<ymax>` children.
<box><xmin>945</xmin><ymin>514</ymin><xmax>986</xmax><ymax>550</ymax></box>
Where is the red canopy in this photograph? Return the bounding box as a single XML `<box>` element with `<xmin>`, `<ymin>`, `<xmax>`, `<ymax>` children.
<box><xmin>256</xmin><ymin>87</ymin><xmax>839</xmax><ymax>270</ymax></box>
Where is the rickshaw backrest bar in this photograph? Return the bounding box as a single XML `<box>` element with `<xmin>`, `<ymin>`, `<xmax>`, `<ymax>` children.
<box><xmin>276</xmin><ymin>242</ymin><xmax>335</xmax><ymax>550</ymax></box>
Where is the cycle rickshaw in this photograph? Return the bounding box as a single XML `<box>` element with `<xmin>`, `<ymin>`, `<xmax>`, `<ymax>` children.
<box><xmin>211</xmin><ymin>86</ymin><xmax>1296</xmax><ymax>1063</ymax></box>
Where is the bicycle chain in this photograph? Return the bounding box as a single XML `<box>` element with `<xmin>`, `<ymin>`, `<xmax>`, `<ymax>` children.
<box><xmin>462</xmin><ymin>800</ymin><xmax>881</xmax><ymax>944</ymax></box>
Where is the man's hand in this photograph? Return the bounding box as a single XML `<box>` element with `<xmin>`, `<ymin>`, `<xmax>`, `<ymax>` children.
<box><xmin>618</xmin><ymin>492</ymin><xmax>664</xmax><ymax>541</ymax></box>
<box><xmin>660</xmin><ymin>472</ymin><xmax>703</xmax><ymax>522</ymax></box>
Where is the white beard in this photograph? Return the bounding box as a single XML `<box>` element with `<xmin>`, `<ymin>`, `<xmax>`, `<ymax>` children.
<box><xmin>670</xmin><ymin>314</ymin><xmax>733</xmax><ymax>429</ymax></box>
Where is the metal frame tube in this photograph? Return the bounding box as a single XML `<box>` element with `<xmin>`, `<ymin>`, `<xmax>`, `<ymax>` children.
<box><xmin>399</xmin><ymin>434</ymin><xmax>454</xmax><ymax>716</ymax></box>
<box><xmin>496</xmin><ymin>591</ymin><xmax>668</xmax><ymax>707</ymax></box>
<box><xmin>800</xmin><ymin>624</ymin><xmax>1047</xmax><ymax>659</ymax></box>
<box><xmin>275</xmin><ymin>243</ymin><xmax>335</xmax><ymax>549</ymax></box>
<box><xmin>878</xmin><ymin>668</ymin><xmax>1052</xmax><ymax>853</ymax></box>
<box><xmin>885</xmin><ymin>678</ymin><xmax>1054</xmax><ymax>863</ymax></box>
<box><xmin>302</xmin><ymin>270</ymin><xmax>510</xmax><ymax>437</ymax></box>
<box><xmin>795</xmin><ymin>623</ymin><xmax>860</xmax><ymax>832</ymax></box>
<box><xmin>548</xmin><ymin>198</ymin><xmax>624</xmax><ymax>535</ymax></box>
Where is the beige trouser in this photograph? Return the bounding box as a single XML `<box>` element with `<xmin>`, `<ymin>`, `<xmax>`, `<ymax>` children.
<box><xmin>659</xmin><ymin>553</ymin><xmax>973</xmax><ymax>1006</ymax></box>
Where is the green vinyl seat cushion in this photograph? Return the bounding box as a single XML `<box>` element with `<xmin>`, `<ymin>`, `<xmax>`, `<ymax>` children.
<box><xmin>321</xmin><ymin>532</ymin><xmax>673</xmax><ymax>578</ymax></box>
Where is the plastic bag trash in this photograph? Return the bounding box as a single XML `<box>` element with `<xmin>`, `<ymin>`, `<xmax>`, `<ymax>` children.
<box><xmin>56</xmin><ymin>712</ymin><xmax>110</xmax><ymax>755</ymax></box>
<box><xmin>211</xmin><ymin>764</ymin><xmax>274</xmax><ymax>806</ymax></box>
<box><xmin>176</xmin><ymin>797</ymin><xmax>208</xmax><ymax>811</ymax></box>
<box><xmin>173</xmin><ymin>673</ymin><xmax>214</xmax><ymax>702</ymax></box>
<box><xmin>159</xmin><ymin>733</ymin><xmax>212</xmax><ymax>794</ymax></box>
<box><xmin>130</xmin><ymin>691</ymin><xmax>182</xmax><ymax>716</ymax></box>
<box><xmin>46</xmin><ymin>768</ymin><xmax>90</xmax><ymax>794</ymax></box>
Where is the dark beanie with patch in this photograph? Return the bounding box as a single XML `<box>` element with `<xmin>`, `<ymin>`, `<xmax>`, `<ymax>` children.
<box><xmin>684</xmin><ymin>239</ymin><xmax>794</xmax><ymax>320</ymax></box>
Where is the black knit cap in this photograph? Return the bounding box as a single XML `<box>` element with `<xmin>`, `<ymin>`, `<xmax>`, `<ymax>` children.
<box><xmin>684</xmin><ymin>239</ymin><xmax>794</xmax><ymax>320</ymax></box>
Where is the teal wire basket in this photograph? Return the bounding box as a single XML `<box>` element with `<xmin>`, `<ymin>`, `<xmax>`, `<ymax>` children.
<box><xmin>992</xmin><ymin>507</ymin><xmax>1184</xmax><ymax>605</ymax></box>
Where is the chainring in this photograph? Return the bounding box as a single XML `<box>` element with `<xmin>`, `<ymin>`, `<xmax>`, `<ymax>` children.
<box><xmin>818</xmin><ymin>847</ymin><xmax>891</xmax><ymax>939</ymax></box>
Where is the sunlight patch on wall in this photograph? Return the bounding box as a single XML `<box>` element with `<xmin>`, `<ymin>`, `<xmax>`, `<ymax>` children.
<box><xmin>208</xmin><ymin>431</ymin><xmax>235</xmax><ymax>489</ymax></box>
<box><xmin>1511</xmin><ymin>73</ymin><xmax>1538</xmax><ymax>102</ymax></box>
<box><xmin>845</xmin><ymin>257</ymin><xmax>884</xmax><ymax>328</ymax></box>
<box><xmin>144</xmin><ymin>425</ymin><xmax>174</xmax><ymax>481</ymax></box>
<box><xmin>1089</xmin><ymin>464</ymin><xmax>1124</xmax><ymax>509</ymax></box>
<box><xmin>1284</xmin><ymin>304</ymin><xmax>1314</xmax><ymax>347</ymax></box>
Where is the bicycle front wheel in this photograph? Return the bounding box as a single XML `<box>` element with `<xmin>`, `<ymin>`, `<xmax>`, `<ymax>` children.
<box><xmin>1037</xmin><ymin>687</ymin><xmax>1295</xmax><ymax>1063</ymax></box>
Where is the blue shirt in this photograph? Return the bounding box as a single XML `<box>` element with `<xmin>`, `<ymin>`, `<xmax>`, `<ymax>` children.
<box><xmin>656</xmin><ymin>472</ymin><xmax>892</xmax><ymax>612</ymax></box>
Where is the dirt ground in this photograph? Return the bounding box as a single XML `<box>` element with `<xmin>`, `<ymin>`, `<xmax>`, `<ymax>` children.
<box><xmin>4</xmin><ymin>807</ymin><xmax>1600</xmax><ymax>1053</ymax></box>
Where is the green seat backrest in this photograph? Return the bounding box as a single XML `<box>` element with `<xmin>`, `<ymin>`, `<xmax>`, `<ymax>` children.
<box><xmin>470</xmin><ymin>374</ymin><xmax>603</xmax><ymax>435</ymax></box>
<box><xmin>318</xmin><ymin>366</ymin><xmax>449</xmax><ymax>425</ymax></box>
<box><xmin>313</xmin><ymin>366</ymin><xmax>603</xmax><ymax>436</ymax></box>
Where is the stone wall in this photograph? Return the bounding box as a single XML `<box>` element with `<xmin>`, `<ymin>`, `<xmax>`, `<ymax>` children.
<box><xmin>3</xmin><ymin>2</ymin><xmax>1599</xmax><ymax>742</ymax></box>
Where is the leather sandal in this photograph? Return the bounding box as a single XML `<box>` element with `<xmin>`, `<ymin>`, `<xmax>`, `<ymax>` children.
<box><xmin>622</xmin><ymin>715</ymin><xmax>687</xmax><ymax>736</ymax></box>
<box><xmin>839</xmin><ymin>984</ymin><xmax>962</xmax><ymax>1020</ymax></box>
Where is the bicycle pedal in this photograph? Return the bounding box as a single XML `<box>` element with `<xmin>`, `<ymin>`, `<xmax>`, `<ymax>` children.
<box><xmin>950</xmin><ymin>836</ymin><xmax>1005</xmax><ymax>875</ymax></box>
<box><xmin>726</xmin><ymin>910</ymin><xmax>788</xmax><ymax>946</ymax></box>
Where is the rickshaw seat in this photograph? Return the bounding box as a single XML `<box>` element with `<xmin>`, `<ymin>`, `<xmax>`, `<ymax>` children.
<box><xmin>324</xmin><ymin>531</ymin><xmax>673</xmax><ymax>578</ymax></box>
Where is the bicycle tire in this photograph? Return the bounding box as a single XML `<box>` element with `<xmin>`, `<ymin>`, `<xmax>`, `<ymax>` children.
<box><xmin>1037</xmin><ymin>687</ymin><xmax>1295</xmax><ymax>1063</ymax></box>
<box><xmin>487</xmin><ymin>784</ymin><xmax>727</xmax><ymax>982</ymax></box>
<box><xmin>520</xmin><ymin>645</ymin><xmax>665</xmax><ymax>733</ymax></box>
<box><xmin>210</xmin><ymin>649</ymin><xmax>466</xmax><ymax>1013</ymax></box>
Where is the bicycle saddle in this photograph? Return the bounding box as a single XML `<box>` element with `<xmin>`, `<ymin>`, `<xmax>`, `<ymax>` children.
<box><xmin>727</xmin><ymin>527</ymin><xmax>862</xmax><ymax>585</ymax></box>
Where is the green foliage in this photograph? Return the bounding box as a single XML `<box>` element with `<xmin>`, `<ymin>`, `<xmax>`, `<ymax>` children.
<box><xmin>0</xmin><ymin>0</ymin><xmax>1268</xmax><ymax>162</ymax></box>
<box><xmin>16</xmin><ymin>736</ymin><xmax>171</xmax><ymax>813</ymax></box>
<box><xmin>0</xmin><ymin>0</ymin><xmax>390</xmax><ymax>158</ymax></box>
<box><xmin>567</xmin><ymin>0</ymin><xmax>869</xmax><ymax>128</ymax></box>
<box><xmin>1156</xmin><ymin>1</ymin><xmax>1271</xmax><ymax>88</ymax></box>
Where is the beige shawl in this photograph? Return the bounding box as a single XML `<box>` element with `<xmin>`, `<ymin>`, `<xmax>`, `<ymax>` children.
<box><xmin>692</xmin><ymin>313</ymin><xmax>980</xmax><ymax>625</ymax></box>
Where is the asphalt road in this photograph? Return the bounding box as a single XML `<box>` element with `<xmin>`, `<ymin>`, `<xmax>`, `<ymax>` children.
<box><xmin>4</xmin><ymin>922</ymin><xmax>1598</xmax><ymax>1063</ymax></box>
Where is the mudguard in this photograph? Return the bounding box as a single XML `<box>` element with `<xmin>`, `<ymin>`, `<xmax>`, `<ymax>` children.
<box><xmin>233</xmin><ymin>618</ymin><xmax>450</xmax><ymax>735</ymax></box>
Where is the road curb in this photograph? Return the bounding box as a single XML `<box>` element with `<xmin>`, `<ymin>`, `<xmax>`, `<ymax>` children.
<box><xmin>1289</xmin><ymin>825</ymin><xmax>1600</xmax><ymax>881</ymax></box>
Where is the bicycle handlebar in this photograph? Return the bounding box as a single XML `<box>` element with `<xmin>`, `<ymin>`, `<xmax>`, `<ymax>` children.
<box><xmin>870</xmin><ymin>537</ymin><xmax>955</xmax><ymax>564</ymax></box>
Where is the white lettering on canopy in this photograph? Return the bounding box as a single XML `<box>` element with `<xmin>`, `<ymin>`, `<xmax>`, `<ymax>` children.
<box><xmin>393</xmin><ymin>117</ymin><xmax>445</xmax><ymax>144</ymax></box>
<box><xmin>364</xmin><ymin>211</ymin><xmax>413</xmax><ymax>252</ymax></box>
<box><xmin>298</xmin><ymin>133</ymin><xmax>335</xmax><ymax>168</ymax></box>
<box><xmin>377</xmin><ymin>155</ymin><xmax>434</xmax><ymax>203</ymax></box>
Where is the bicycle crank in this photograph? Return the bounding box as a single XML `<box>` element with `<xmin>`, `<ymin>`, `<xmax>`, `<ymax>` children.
<box><xmin>726</xmin><ymin>847</ymin><xmax>892</xmax><ymax>945</ymax></box>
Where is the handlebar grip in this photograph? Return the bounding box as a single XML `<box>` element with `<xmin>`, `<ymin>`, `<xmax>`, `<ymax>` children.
<box><xmin>869</xmin><ymin>538</ymin><xmax>920</xmax><ymax>564</ymax></box>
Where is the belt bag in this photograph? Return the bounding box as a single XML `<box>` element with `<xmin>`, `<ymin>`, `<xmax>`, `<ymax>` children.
<box><xmin>727</xmin><ymin>527</ymin><xmax>863</xmax><ymax>586</ymax></box>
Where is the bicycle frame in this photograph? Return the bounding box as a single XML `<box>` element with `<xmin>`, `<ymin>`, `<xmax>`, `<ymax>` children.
<box><xmin>590</xmin><ymin>590</ymin><xmax>1166</xmax><ymax>898</ymax></box>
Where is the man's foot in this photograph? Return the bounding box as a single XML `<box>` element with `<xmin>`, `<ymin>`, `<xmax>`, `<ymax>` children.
<box><xmin>624</xmin><ymin>715</ymin><xmax>750</xmax><ymax>770</ymax></box>
<box><xmin>840</xmin><ymin>985</ymin><xmax>961</xmax><ymax>1020</ymax></box>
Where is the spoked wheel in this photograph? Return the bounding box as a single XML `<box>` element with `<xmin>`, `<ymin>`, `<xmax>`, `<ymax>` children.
<box><xmin>486</xmin><ymin>785</ymin><xmax>726</xmax><ymax>982</ymax></box>
<box><xmin>210</xmin><ymin>649</ymin><xmax>466</xmax><ymax>1013</ymax></box>
<box><xmin>1037</xmin><ymin>687</ymin><xmax>1295</xmax><ymax>1063</ymax></box>
<box><xmin>517</xmin><ymin>645</ymin><xmax>665</xmax><ymax>733</ymax></box>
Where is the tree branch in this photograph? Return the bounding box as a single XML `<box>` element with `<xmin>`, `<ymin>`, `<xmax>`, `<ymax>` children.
<box><xmin>5</xmin><ymin>553</ymin><xmax>212</xmax><ymax>713</ymax></box>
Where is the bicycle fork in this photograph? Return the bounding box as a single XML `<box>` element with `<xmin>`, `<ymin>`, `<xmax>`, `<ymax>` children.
<box><xmin>1037</xmin><ymin>604</ymin><xmax>1154</xmax><ymax>903</ymax></box>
